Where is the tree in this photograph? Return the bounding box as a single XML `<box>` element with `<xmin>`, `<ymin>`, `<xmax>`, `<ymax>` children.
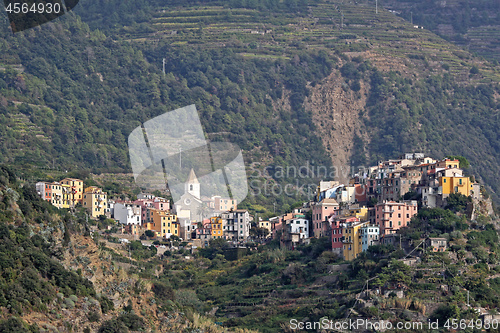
<box><xmin>445</xmin><ymin>155</ymin><xmax>470</xmax><ymax>169</ymax></box>
<box><xmin>469</xmin><ymin>66</ymin><xmax>480</xmax><ymax>75</ymax></box>
<box><xmin>445</xmin><ymin>193</ymin><xmax>471</xmax><ymax>212</ymax></box>
<box><xmin>250</xmin><ymin>227</ymin><xmax>270</xmax><ymax>239</ymax></box>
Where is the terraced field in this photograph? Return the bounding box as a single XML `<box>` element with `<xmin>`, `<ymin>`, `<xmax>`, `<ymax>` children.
<box><xmin>467</xmin><ymin>26</ymin><xmax>500</xmax><ymax>61</ymax></box>
<box><xmin>115</xmin><ymin>0</ymin><xmax>500</xmax><ymax>82</ymax></box>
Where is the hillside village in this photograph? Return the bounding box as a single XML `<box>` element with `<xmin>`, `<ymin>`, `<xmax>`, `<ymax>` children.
<box><xmin>35</xmin><ymin>153</ymin><xmax>490</xmax><ymax>262</ymax></box>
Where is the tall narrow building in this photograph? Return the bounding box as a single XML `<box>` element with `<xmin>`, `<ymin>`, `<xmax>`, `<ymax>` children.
<box><xmin>185</xmin><ymin>168</ymin><xmax>201</xmax><ymax>199</ymax></box>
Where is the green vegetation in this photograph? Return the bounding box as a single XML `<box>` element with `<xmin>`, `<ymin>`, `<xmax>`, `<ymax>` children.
<box><xmin>0</xmin><ymin>164</ymin><xmax>499</xmax><ymax>332</ymax></box>
<box><xmin>0</xmin><ymin>0</ymin><xmax>500</xmax><ymax>208</ymax></box>
<box><xmin>362</xmin><ymin>69</ymin><xmax>500</xmax><ymax>203</ymax></box>
<box><xmin>98</xmin><ymin>313</ymin><xmax>144</xmax><ymax>333</ymax></box>
<box><xmin>383</xmin><ymin>0</ymin><xmax>500</xmax><ymax>61</ymax></box>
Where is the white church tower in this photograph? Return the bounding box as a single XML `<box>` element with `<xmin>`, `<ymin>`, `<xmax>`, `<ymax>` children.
<box><xmin>185</xmin><ymin>169</ymin><xmax>201</xmax><ymax>199</ymax></box>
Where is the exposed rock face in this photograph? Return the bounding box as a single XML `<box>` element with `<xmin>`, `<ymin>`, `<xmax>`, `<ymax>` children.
<box><xmin>304</xmin><ymin>69</ymin><xmax>369</xmax><ymax>183</ymax></box>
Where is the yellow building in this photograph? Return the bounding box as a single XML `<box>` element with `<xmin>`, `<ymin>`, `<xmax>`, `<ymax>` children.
<box><xmin>210</xmin><ymin>216</ymin><xmax>223</xmax><ymax>239</ymax></box>
<box><xmin>345</xmin><ymin>206</ymin><xmax>369</xmax><ymax>220</ymax></box>
<box><xmin>83</xmin><ymin>186</ymin><xmax>108</xmax><ymax>218</ymax></box>
<box><xmin>439</xmin><ymin>176</ymin><xmax>473</xmax><ymax>197</ymax></box>
<box><xmin>342</xmin><ymin>221</ymin><xmax>369</xmax><ymax>261</ymax></box>
<box><xmin>259</xmin><ymin>220</ymin><xmax>272</xmax><ymax>235</ymax></box>
<box><xmin>147</xmin><ymin>209</ymin><xmax>178</xmax><ymax>238</ymax></box>
<box><xmin>60</xmin><ymin>178</ymin><xmax>84</xmax><ymax>206</ymax></box>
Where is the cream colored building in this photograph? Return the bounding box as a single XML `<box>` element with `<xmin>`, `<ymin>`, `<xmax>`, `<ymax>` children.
<box><xmin>83</xmin><ymin>186</ymin><xmax>108</xmax><ymax>218</ymax></box>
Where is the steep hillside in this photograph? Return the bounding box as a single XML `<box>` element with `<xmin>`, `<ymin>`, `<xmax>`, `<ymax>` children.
<box><xmin>1</xmin><ymin>0</ymin><xmax>500</xmax><ymax>207</ymax></box>
<box><xmin>304</xmin><ymin>63</ymin><xmax>370</xmax><ymax>183</ymax></box>
<box><xmin>383</xmin><ymin>0</ymin><xmax>500</xmax><ymax>62</ymax></box>
<box><xmin>0</xmin><ymin>166</ymin><xmax>258</xmax><ymax>332</ymax></box>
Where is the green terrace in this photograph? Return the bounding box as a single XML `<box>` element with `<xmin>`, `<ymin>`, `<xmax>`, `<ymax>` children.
<box><xmin>119</xmin><ymin>0</ymin><xmax>490</xmax><ymax>77</ymax></box>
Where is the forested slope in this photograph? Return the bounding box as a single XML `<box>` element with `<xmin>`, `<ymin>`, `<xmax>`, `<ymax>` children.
<box><xmin>1</xmin><ymin>0</ymin><xmax>500</xmax><ymax>206</ymax></box>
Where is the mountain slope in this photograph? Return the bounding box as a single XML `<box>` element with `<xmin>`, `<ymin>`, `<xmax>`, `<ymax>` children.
<box><xmin>0</xmin><ymin>0</ymin><xmax>500</xmax><ymax>206</ymax></box>
<box><xmin>383</xmin><ymin>0</ymin><xmax>500</xmax><ymax>62</ymax></box>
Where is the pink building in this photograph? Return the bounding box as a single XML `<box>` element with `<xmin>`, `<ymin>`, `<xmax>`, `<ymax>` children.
<box><xmin>133</xmin><ymin>197</ymin><xmax>170</xmax><ymax>223</ymax></box>
<box><xmin>312</xmin><ymin>198</ymin><xmax>339</xmax><ymax>238</ymax></box>
<box><xmin>375</xmin><ymin>201</ymin><xmax>418</xmax><ymax>235</ymax></box>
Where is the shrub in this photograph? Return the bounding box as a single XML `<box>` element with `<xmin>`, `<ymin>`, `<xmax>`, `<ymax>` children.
<box><xmin>152</xmin><ymin>282</ymin><xmax>175</xmax><ymax>302</ymax></box>
<box><xmin>64</xmin><ymin>298</ymin><xmax>75</xmax><ymax>309</ymax></box>
<box><xmin>87</xmin><ymin>311</ymin><xmax>100</xmax><ymax>322</ymax></box>
<box><xmin>99</xmin><ymin>296</ymin><xmax>114</xmax><ymax>314</ymax></box>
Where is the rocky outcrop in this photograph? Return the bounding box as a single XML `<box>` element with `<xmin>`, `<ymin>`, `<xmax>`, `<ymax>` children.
<box><xmin>305</xmin><ymin>68</ymin><xmax>369</xmax><ymax>183</ymax></box>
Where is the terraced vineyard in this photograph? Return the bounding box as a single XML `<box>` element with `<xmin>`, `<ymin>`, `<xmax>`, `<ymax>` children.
<box><xmin>382</xmin><ymin>0</ymin><xmax>500</xmax><ymax>62</ymax></box>
<box><xmin>467</xmin><ymin>26</ymin><xmax>500</xmax><ymax>61</ymax></box>
<box><xmin>109</xmin><ymin>0</ymin><xmax>500</xmax><ymax>83</ymax></box>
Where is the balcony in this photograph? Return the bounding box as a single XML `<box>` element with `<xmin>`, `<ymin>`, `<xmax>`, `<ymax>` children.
<box><xmin>382</xmin><ymin>209</ymin><xmax>394</xmax><ymax>213</ymax></box>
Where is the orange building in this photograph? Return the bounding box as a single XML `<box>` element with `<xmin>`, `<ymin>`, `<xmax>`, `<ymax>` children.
<box><xmin>439</xmin><ymin>176</ymin><xmax>473</xmax><ymax>197</ymax></box>
<box><xmin>210</xmin><ymin>216</ymin><xmax>224</xmax><ymax>239</ymax></box>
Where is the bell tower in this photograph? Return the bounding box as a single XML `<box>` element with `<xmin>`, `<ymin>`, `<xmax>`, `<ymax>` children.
<box><xmin>185</xmin><ymin>168</ymin><xmax>200</xmax><ymax>199</ymax></box>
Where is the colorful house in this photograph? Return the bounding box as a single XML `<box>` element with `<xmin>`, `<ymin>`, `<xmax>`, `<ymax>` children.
<box><xmin>60</xmin><ymin>178</ymin><xmax>84</xmax><ymax>206</ymax></box>
<box><xmin>147</xmin><ymin>208</ymin><xmax>178</xmax><ymax>238</ymax></box>
<box><xmin>83</xmin><ymin>186</ymin><xmax>108</xmax><ymax>218</ymax></box>
<box><xmin>259</xmin><ymin>220</ymin><xmax>272</xmax><ymax>235</ymax></box>
<box><xmin>331</xmin><ymin>216</ymin><xmax>359</xmax><ymax>258</ymax></box>
<box><xmin>375</xmin><ymin>200</ymin><xmax>418</xmax><ymax>235</ymax></box>
<box><xmin>342</xmin><ymin>220</ymin><xmax>369</xmax><ymax>260</ymax></box>
<box><xmin>436</xmin><ymin>158</ymin><xmax>460</xmax><ymax>170</ymax></box>
<box><xmin>360</xmin><ymin>224</ymin><xmax>380</xmax><ymax>252</ymax></box>
<box><xmin>50</xmin><ymin>182</ymin><xmax>64</xmax><ymax>209</ymax></box>
<box><xmin>439</xmin><ymin>176</ymin><xmax>473</xmax><ymax>197</ymax></box>
<box><xmin>210</xmin><ymin>216</ymin><xmax>224</xmax><ymax>239</ymax></box>
<box><xmin>312</xmin><ymin>198</ymin><xmax>339</xmax><ymax>238</ymax></box>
